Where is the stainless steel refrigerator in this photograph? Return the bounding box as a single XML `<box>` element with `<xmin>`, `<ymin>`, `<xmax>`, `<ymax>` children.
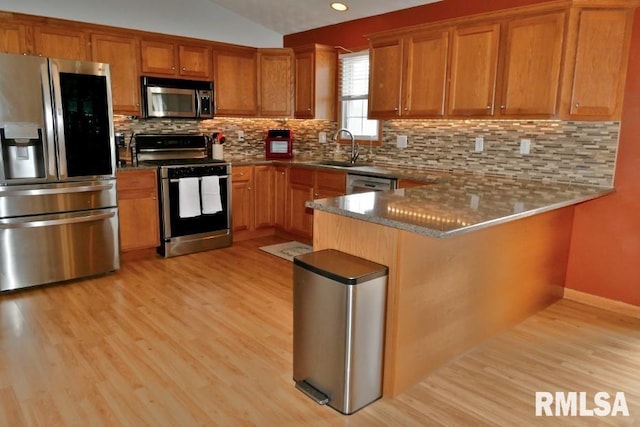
<box><xmin>0</xmin><ymin>53</ymin><xmax>119</xmax><ymax>292</ymax></box>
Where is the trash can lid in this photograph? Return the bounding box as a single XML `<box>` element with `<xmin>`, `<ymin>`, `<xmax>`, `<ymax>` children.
<box><xmin>293</xmin><ymin>249</ymin><xmax>388</xmax><ymax>285</ymax></box>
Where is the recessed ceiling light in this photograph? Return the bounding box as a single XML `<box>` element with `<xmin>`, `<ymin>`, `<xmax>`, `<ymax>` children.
<box><xmin>331</xmin><ymin>2</ymin><xmax>349</xmax><ymax>12</ymax></box>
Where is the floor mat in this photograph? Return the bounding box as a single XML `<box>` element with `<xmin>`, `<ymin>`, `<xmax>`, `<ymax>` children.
<box><xmin>259</xmin><ymin>241</ymin><xmax>312</xmax><ymax>262</ymax></box>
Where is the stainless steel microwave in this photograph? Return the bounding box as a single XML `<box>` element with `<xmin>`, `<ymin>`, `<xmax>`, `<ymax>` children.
<box><xmin>141</xmin><ymin>76</ymin><xmax>213</xmax><ymax>119</ymax></box>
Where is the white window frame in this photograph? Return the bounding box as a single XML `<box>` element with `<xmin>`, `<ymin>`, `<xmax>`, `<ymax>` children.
<box><xmin>338</xmin><ymin>50</ymin><xmax>379</xmax><ymax>143</ymax></box>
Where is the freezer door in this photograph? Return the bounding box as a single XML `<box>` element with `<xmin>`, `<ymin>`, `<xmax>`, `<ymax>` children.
<box><xmin>0</xmin><ymin>208</ymin><xmax>120</xmax><ymax>291</ymax></box>
<box><xmin>50</xmin><ymin>58</ymin><xmax>116</xmax><ymax>181</ymax></box>
<box><xmin>0</xmin><ymin>53</ymin><xmax>57</xmax><ymax>184</ymax></box>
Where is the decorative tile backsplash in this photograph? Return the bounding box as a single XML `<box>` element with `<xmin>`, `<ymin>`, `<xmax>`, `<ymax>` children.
<box><xmin>115</xmin><ymin>116</ymin><xmax>619</xmax><ymax>187</ymax></box>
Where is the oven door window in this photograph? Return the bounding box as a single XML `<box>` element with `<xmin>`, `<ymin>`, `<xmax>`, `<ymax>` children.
<box><xmin>166</xmin><ymin>176</ymin><xmax>229</xmax><ymax>237</ymax></box>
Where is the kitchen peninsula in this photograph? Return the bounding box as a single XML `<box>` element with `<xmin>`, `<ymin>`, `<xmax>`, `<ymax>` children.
<box><xmin>307</xmin><ymin>175</ymin><xmax>612</xmax><ymax>397</ymax></box>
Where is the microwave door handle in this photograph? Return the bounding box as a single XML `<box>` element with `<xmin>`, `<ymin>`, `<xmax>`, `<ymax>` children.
<box><xmin>195</xmin><ymin>91</ymin><xmax>202</xmax><ymax>118</ymax></box>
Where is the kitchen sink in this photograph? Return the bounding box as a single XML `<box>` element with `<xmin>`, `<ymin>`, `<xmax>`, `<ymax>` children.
<box><xmin>315</xmin><ymin>160</ymin><xmax>365</xmax><ymax>168</ymax></box>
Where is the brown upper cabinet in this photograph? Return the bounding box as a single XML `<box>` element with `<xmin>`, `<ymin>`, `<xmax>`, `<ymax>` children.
<box><xmin>141</xmin><ymin>38</ymin><xmax>212</xmax><ymax>80</ymax></box>
<box><xmin>213</xmin><ymin>46</ymin><xmax>258</xmax><ymax>116</ymax></box>
<box><xmin>368</xmin><ymin>0</ymin><xmax>637</xmax><ymax>121</ymax></box>
<box><xmin>258</xmin><ymin>48</ymin><xmax>293</xmax><ymax>117</ymax></box>
<box><xmin>293</xmin><ymin>44</ymin><xmax>337</xmax><ymax>120</ymax></box>
<box><xmin>33</xmin><ymin>26</ymin><xmax>89</xmax><ymax>60</ymax></box>
<box><xmin>367</xmin><ymin>28</ymin><xmax>454</xmax><ymax>118</ymax></box>
<box><xmin>561</xmin><ymin>7</ymin><xmax>635</xmax><ymax>119</ymax></box>
<box><xmin>0</xmin><ymin>22</ymin><xmax>27</xmax><ymax>54</ymax></box>
<box><xmin>91</xmin><ymin>33</ymin><xmax>141</xmax><ymax>115</ymax></box>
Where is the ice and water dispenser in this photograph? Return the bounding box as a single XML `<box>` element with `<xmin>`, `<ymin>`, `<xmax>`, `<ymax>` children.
<box><xmin>0</xmin><ymin>123</ymin><xmax>46</xmax><ymax>181</ymax></box>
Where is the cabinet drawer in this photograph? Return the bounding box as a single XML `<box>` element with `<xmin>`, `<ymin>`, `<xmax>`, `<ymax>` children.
<box><xmin>316</xmin><ymin>170</ymin><xmax>346</xmax><ymax>192</ymax></box>
<box><xmin>289</xmin><ymin>167</ymin><xmax>314</xmax><ymax>186</ymax></box>
<box><xmin>232</xmin><ymin>166</ymin><xmax>253</xmax><ymax>181</ymax></box>
<box><xmin>116</xmin><ymin>169</ymin><xmax>157</xmax><ymax>191</ymax></box>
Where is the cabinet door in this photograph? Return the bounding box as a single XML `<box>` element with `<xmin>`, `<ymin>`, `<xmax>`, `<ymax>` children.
<box><xmin>568</xmin><ymin>9</ymin><xmax>632</xmax><ymax>119</ymax></box>
<box><xmin>33</xmin><ymin>26</ymin><xmax>88</xmax><ymax>60</ymax></box>
<box><xmin>117</xmin><ymin>170</ymin><xmax>160</xmax><ymax>252</ymax></box>
<box><xmin>368</xmin><ymin>38</ymin><xmax>403</xmax><ymax>118</ymax></box>
<box><xmin>500</xmin><ymin>12</ymin><xmax>565</xmax><ymax>117</ymax></box>
<box><xmin>253</xmin><ymin>165</ymin><xmax>275</xmax><ymax>229</ymax></box>
<box><xmin>213</xmin><ymin>48</ymin><xmax>258</xmax><ymax>116</ymax></box>
<box><xmin>91</xmin><ymin>33</ymin><xmax>141</xmax><ymax>115</ymax></box>
<box><xmin>259</xmin><ymin>49</ymin><xmax>293</xmax><ymax>117</ymax></box>
<box><xmin>293</xmin><ymin>50</ymin><xmax>315</xmax><ymax>118</ymax></box>
<box><xmin>179</xmin><ymin>44</ymin><xmax>211</xmax><ymax>79</ymax></box>
<box><xmin>231</xmin><ymin>166</ymin><xmax>253</xmax><ymax>232</ymax></box>
<box><xmin>403</xmin><ymin>30</ymin><xmax>450</xmax><ymax>117</ymax></box>
<box><xmin>448</xmin><ymin>23</ymin><xmax>500</xmax><ymax>116</ymax></box>
<box><xmin>274</xmin><ymin>166</ymin><xmax>288</xmax><ymax>228</ymax></box>
<box><xmin>315</xmin><ymin>170</ymin><xmax>346</xmax><ymax>199</ymax></box>
<box><xmin>141</xmin><ymin>39</ymin><xmax>177</xmax><ymax>75</ymax></box>
<box><xmin>288</xmin><ymin>167</ymin><xmax>314</xmax><ymax>238</ymax></box>
<box><xmin>0</xmin><ymin>23</ymin><xmax>27</xmax><ymax>54</ymax></box>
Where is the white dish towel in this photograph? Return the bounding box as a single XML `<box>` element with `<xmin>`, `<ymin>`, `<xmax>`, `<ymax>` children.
<box><xmin>178</xmin><ymin>177</ymin><xmax>201</xmax><ymax>218</ymax></box>
<box><xmin>201</xmin><ymin>175</ymin><xmax>223</xmax><ymax>214</ymax></box>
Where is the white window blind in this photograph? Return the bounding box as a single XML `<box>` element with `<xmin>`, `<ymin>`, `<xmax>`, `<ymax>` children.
<box><xmin>339</xmin><ymin>51</ymin><xmax>378</xmax><ymax>140</ymax></box>
<box><xmin>340</xmin><ymin>51</ymin><xmax>370</xmax><ymax>101</ymax></box>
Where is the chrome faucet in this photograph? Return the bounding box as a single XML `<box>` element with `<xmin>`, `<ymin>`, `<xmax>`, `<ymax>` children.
<box><xmin>333</xmin><ymin>128</ymin><xmax>359</xmax><ymax>164</ymax></box>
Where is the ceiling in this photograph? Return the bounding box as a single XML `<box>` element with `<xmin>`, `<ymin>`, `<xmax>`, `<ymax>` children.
<box><xmin>204</xmin><ymin>0</ymin><xmax>442</xmax><ymax>35</ymax></box>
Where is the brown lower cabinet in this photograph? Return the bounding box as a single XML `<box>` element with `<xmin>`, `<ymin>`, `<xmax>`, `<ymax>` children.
<box><xmin>231</xmin><ymin>165</ymin><xmax>346</xmax><ymax>241</ymax></box>
<box><xmin>116</xmin><ymin>169</ymin><xmax>160</xmax><ymax>252</ymax></box>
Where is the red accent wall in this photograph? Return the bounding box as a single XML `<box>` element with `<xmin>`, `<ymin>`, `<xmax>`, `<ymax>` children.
<box><xmin>284</xmin><ymin>0</ymin><xmax>554</xmax><ymax>49</ymax></box>
<box><xmin>285</xmin><ymin>0</ymin><xmax>640</xmax><ymax>306</ymax></box>
<box><xmin>565</xmin><ymin>8</ymin><xmax>640</xmax><ymax>306</ymax></box>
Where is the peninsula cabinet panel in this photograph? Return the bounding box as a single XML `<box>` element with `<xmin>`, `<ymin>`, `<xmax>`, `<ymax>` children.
<box><xmin>500</xmin><ymin>12</ymin><xmax>565</xmax><ymax>117</ymax></box>
<box><xmin>564</xmin><ymin>8</ymin><xmax>634</xmax><ymax>119</ymax></box>
<box><xmin>448</xmin><ymin>23</ymin><xmax>500</xmax><ymax>116</ymax></box>
<box><xmin>368</xmin><ymin>38</ymin><xmax>403</xmax><ymax>118</ymax></box>
<box><xmin>403</xmin><ymin>29</ymin><xmax>450</xmax><ymax>117</ymax></box>
<box><xmin>213</xmin><ymin>48</ymin><xmax>258</xmax><ymax>116</ymax></box>
<box><xmin>0</xmin><ymin>23</ymin><xmax>27</xmax><ymax>54</ymax></box>
<box><xmin>90</xmin><ymin>33</ymin><xmax>141</xmax><ymax>115</ymax></box>
<box><xmin>258</xmin><ymin>49</ymin><xmax>293</xmax><ymax>117</ymax></box>
<box><xmin>33</xmin><ymin>26</ymin><xmax>89</xmax><ymax>60</ymax></box>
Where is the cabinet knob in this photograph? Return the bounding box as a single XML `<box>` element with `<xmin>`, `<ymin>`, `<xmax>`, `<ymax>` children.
<box><xmin>239</xmin><ymin>172</ymin><xmax>244</xmax><ymax>176</ymax></box>
<box><xmin>307</xmin><ymin>108</ymin><xmax>311</xmax><ymax>112</ymax></box>
<box><xmin>152</xmin><ymin>196</ymin><xmax>157</xmax><ymax>200</ymax></box>
<box><xmin>248</xmin><ymin>187</ymin><xmax>252</xmax><ymax>191</ymax></box>
<box><xmin>181</xmin><ymin>67</ymin><xmax>186</xmax><ymax>71</ymax></box>
<box><xmin>314</xmin><ymin>193</ymin><xmax>319</xmax><ymax>197</ymax></box>
<box><xmin>394</xmin><ymin>107</ymin><xmax>399</xmax><ymax>111</ymax></box>
<box><xmin>171</xmin><ymin>66</ymin><xmax>175</xmax><ymax>70</ymax></box>
<box><xmin>575</xmin><ymin>102</ymin><xmax>580</xmax><ymax>108</ymax></box>
<box><xmin>281</xmin><ymin>172</ymin><xmax>285</xmax><ymax>176</ymax></box>
<box><xmin>486</xmin><ymin>105</ymin><xmax>491</xmax><ymax>109</ymax></box>
<box><xmin>500</xmin><ymin>105</ymin><xmax>505</xmax><ymax>109</ymax></box>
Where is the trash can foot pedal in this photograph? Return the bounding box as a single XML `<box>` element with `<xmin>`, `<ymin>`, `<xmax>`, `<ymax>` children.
<box><xmin>295</xmin><ymin>380</ymin><xmax>329</xmax><ymax>405</ymax></box>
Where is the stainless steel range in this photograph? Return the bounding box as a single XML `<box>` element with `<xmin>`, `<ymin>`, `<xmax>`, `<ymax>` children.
<box><xmin>134</xmin><ymin>134</ymin><xmax>232</xmax><ymax>258</ymax></box>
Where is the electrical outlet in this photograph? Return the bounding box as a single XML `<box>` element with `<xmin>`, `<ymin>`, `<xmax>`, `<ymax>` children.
<box><xmin>520</xmin><ymin>138</ymin><xmax>531</xmax><ymax>155</ymax></box>
<box><xmin>475</xmin><ymin>137</ymin><xmax>484</xmax><ymax>152</ymax></box>
<box><xmin>318</xmin><ymin>132</ymin><xmax>327</xmax><ymax>143</ymax></box>
<box><xmin>238</xmin><ymin>130</ymin><xmax>245</xmax><ymax>141</ymax></box>
<box><xmin>470</xmin><ymin>194</ymin><xmax>480</xmax><ymax>210</ymax></box>
<box><xmin>396</xmin><ymin>135</ymin><xmax>408</xmax><ymax>149</ymax></box>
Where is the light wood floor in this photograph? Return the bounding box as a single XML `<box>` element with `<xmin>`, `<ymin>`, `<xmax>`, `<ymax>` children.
<box><xmin>1</xmin><ymin>236</ymin><xmax>639</xmax><ymax>426</ymax></box>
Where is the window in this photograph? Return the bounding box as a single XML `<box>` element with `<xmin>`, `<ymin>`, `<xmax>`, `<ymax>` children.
<box><xmin>339</xmin><ymin>51</ymin><xmax>379</xmax><ymax>141</ymax></box>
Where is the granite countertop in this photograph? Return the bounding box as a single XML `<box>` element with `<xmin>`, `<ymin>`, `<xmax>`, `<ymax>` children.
<box><xmin>306</xmin><ymin>174</ymin><xmax>614</xmax><ymax>238</ymax></box>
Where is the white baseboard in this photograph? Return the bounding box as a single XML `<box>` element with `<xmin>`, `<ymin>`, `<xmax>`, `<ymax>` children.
<box><xmin>563</xmin><ymin>288</ymin><xmax>640</xmax><ymax>319</ymax></box>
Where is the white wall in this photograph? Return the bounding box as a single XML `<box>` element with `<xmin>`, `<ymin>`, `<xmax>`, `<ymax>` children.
<box><xmin>1</xmin><ymin>0</ymin><xmax>283</xmax><ymax>47</ymax></box>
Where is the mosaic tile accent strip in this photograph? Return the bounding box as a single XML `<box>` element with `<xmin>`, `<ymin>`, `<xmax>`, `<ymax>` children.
<box><xmin>114</xmin><ymin>116</ymin><xmax>619</xmax><ymax>187</ymax></box>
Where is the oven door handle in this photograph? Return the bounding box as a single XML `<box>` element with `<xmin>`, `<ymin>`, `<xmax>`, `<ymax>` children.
<box><xmin>169</xmin><ymin>176</ymin><xmax>228</xmax><ymax>183</ymax></box>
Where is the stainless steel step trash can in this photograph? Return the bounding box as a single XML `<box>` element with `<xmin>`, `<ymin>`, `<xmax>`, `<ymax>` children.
<box><xmin>293</xmin><ymin>249</ymin><xmax>388</xmax><ymax>415</ymax></box>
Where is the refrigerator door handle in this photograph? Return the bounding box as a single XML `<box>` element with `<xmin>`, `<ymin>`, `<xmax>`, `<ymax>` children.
<box><xmin>0</xmin><ymin>210</ymin><xmax>116</xmax><ymax>229</ymax></box>
<box><xmin>0</xmin><ymin>182</ymin><xmax>113</xmax><ymax>197</ymax></box>
<box><xmin>40</xmin><ymin>60</ymin><xmax>58</xmax><ymax>181</ymax></box>
<box><xmin>49</xmin><ymin>61</ymin><xmax>69</xmax><ymax>180</ymax></box>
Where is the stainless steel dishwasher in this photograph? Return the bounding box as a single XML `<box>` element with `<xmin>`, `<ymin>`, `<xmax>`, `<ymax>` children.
<box><xmin>293</xmin><ymin>249</ymin><xmax>388</xmax><ymax>415</ymax></box>
<box><xmin>346</xmin><ymin>173</ymin><xmax>397</xmax><ymax>194</ymax></box>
